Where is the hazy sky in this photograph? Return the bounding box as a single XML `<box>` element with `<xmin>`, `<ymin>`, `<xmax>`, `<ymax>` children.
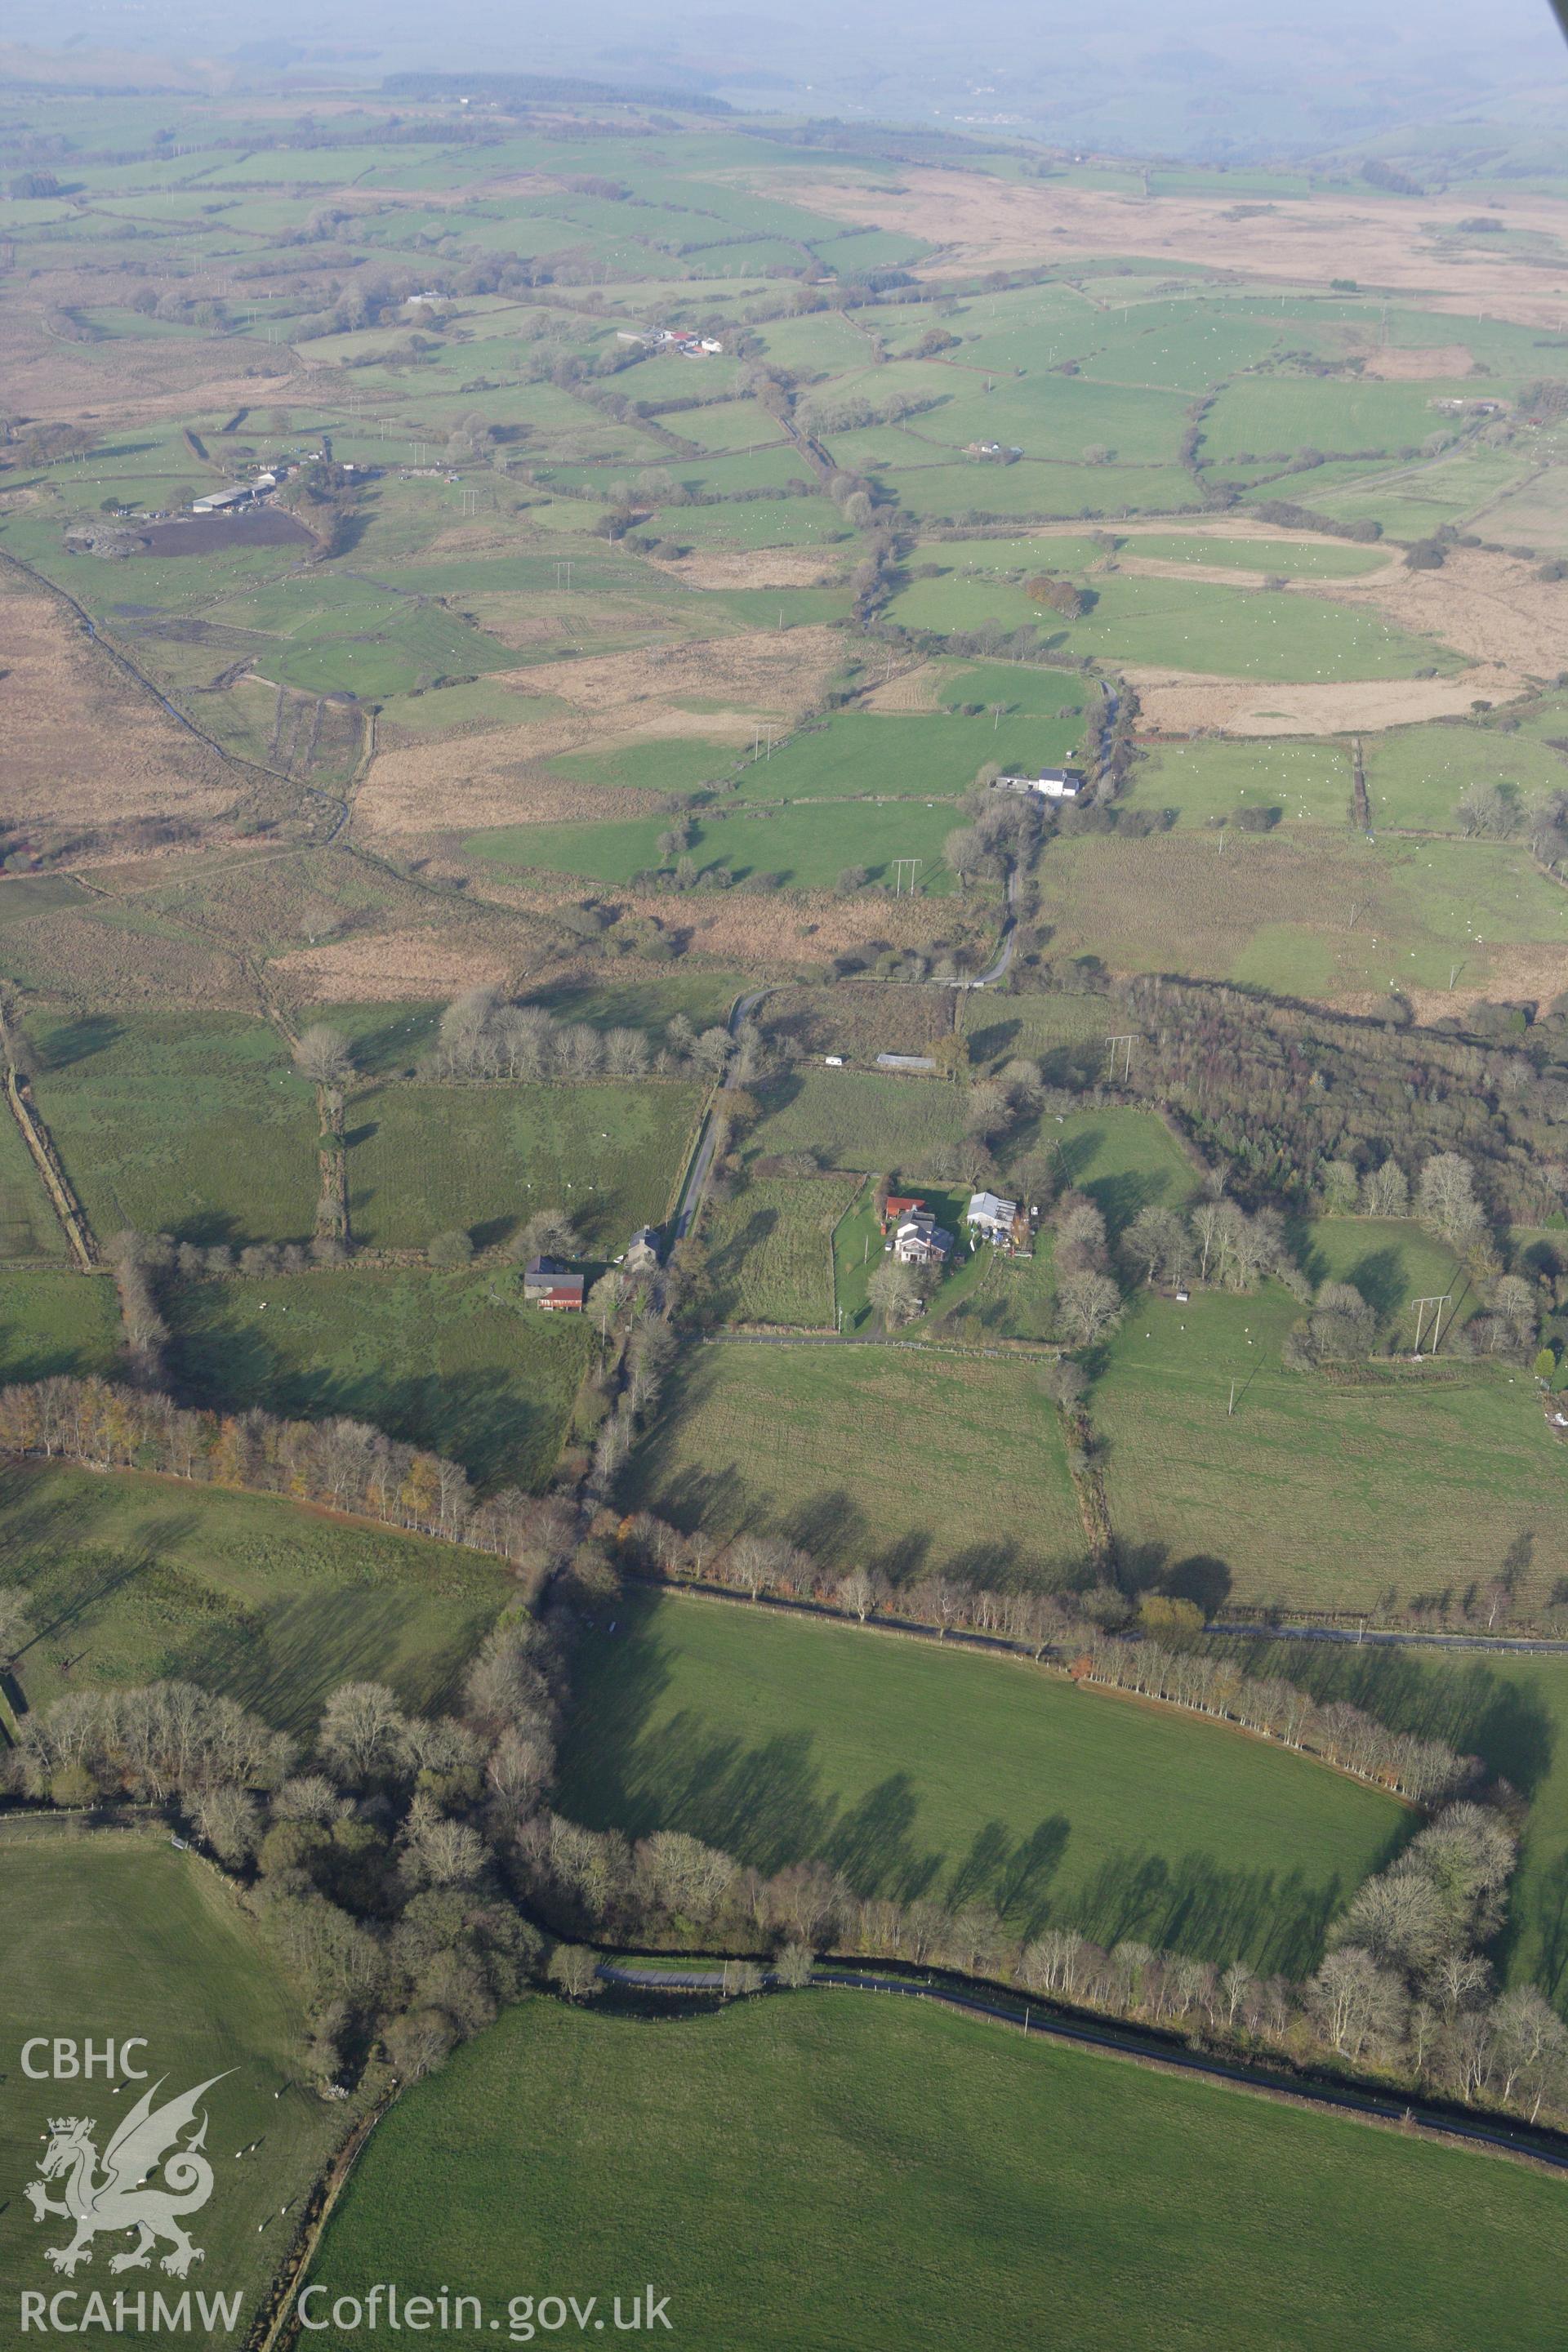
<box><xmin>5</xmin><ymin>0</ymin><xmax>1566</xmax><ymax>157</ymax></box>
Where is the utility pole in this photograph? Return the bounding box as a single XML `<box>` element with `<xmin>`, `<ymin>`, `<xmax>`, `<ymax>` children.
<box><xmin>893</xmin><ymin>858</ymin><xmax>922</xmax><ymax>896</ymax></box>
<box><xmin>1412</xmin><ymin>1294</ymin><xmax>1452</xmax><ymax>1356</ymax></box>
<box><xmin>1106</xmin><ymin>1035</ymin><xmax>1136</xmax><ymax>1081</ymax></box>
<box><xmin>1227</xmin><ymin>1379</ymin><xmax>1236</xmax><ymax>1417</ymax></box>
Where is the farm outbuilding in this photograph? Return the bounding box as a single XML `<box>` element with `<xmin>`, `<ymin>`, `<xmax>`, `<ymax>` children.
<box><xmin>524</xmin><ymin>1257</ymin><xmax>585</xmax><ymax>1312</ymax></box>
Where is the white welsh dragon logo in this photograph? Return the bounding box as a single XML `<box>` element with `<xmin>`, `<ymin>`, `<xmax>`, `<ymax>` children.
<box><xmin>25</xmin><ymin>2074</ymin><xmax>231</xmax><ymax>2278</ymax></box>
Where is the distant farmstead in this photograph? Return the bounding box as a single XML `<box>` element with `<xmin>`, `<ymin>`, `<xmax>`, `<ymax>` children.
<box><xmin>992</xmin><ymin>769</ymin><xmax>1085</xmax><ymax>801</ymax></box>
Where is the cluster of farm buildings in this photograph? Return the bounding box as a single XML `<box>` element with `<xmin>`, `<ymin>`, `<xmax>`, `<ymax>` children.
<box><xmin>617</xmin><ymin>327</ymin><xmax>724</xmax><ymax>355</ymax></box>
<box><xmin>190</xmin><ymin>457</ymin><xmax>376</xmax><ymax>516</ymax></box>
<box><xmin>883</xmin><ymin>1189</ymin><xmax>1036</xmax><ymax>1267</ymax></box>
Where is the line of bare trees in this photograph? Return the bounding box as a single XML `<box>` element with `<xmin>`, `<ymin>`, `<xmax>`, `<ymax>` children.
<box><xmin>613</xmin><ymin>1509</ymin><xmax>1110</xmax><ymax>1648</ymax></box>
<box><xmin>521</xmin><ymin>1792</ymin><xmax>1566</xmax><ymax>2128</ymax></box>
<box><xmin>8</xmin><ymin>1617</ymin><xmax>1560</xmax><ymax>2127</ymax></box>
<box><xmin>0</xmin><ymin>1375</ymin><xmax>574</xmax><ymax>1581</ymax></box>
<box><xmin>1074</xmin><ymin>1636</ymin><xmax>1474</xmax><ymax>1803</ymax></box>
<box><xmin>426</xmin><ymin>991</ymin><xmax>740</xmax><ymax>1087</ymax></box>
<box><xmin>614</xmin><ymin>1515</ymin><xmax>1476</xmax><ymax>1803</ymax></box>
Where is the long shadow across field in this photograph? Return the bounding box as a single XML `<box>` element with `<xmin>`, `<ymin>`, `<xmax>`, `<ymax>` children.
<box><xmin>560</xmin><ymin>1593</ymin><xmax>1401</xmax><ymax>1972</ymax></box>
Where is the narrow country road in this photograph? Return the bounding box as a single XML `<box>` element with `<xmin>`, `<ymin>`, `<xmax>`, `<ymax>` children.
<box><xmin>1212</xmin><ymin>1621</ymin><xmax>1568</xmax><ymax>1658</ymax></box>
<box><xmin>672</xmin><ymin>989</ymin><xmax>768</xmax><ymax>1238</ymax></box>
<box><xmin>596</xmin><ymin>1965</ymin><xmax>1568</xmax><ymax>2176</ymax></box>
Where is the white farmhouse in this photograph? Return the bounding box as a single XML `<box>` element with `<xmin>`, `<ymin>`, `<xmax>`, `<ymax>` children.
<box><xmin>992</xmin><ymin>769</ymin><xmax>1084</xmax><ymax>801</ymax></box>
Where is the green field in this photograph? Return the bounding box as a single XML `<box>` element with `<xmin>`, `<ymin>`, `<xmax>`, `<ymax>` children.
<box><xmin>728</xmin><ymin>708</ymin><xmax>1084</xmax><ymax>801</ymax></box>
<box><xmin>464</xmin><ymin>797</ymin><xmax>963</xmax><ymax>893</ymax></box>
<box><xmin>347</xmin><ymin>1080</ymin><xmax>704</xmax><ymax>1251</ymax></box>
<box><xmin>623</xmin><ymin>1341</ymin><xmax>1085</xmax><ymax>1580</ymax></box>
<box><xmin>1046</xmin><ymin>1107</ymin><xmax>1197</xmax><ymax>1233</ymax></box>
<box><xmin>164</xmin><ymin>1268</ymin><xmax>589</xmax><ymax>1490</ymax></box>
<box><xmin>27</xmin><ymin>1025</ymin><xmax>702</xmax><ymax>1258</ymax></box>
<box><xmin>1094</xmin><ymin>1286</ymin><xmax>1568</xmax><ymax>1614</ymax></box>
<box><xmin>1200</xmin><ymin>376</ymin><xmax>1482</xmax><ymax>462</ymax></box>
<box><xmin>0</xmin><ymin>1271</ymin><xmax>122</xmax><ymax>1381</ymax></box>
<box><xmin>962</xmin><ymin>990</ymin><xmax>1126</xmax><ymax>1076</ymax></box>
<box><xmin>1</xmin><ymin>1461</ymin><xmax>510</xmax><ymax>1728</ymax></box>
<box><xmin>524</xmin><ymin>969</ymin><xmax>747</xmax><ymax>1036</ymax></box>
<box><xmin>0</xmin><ymin>1829</ymin><xmax>344</xmax><ymax>2328</ymax></box>
<box><xmin>1122</xmin><ymin>530</ymin><xmax>1390</xmax><ymax>578</ymax></box>
<box><xmin>1294</xmin><ymin>1216</ymin><xmax>1468</xmax><ymax>1342</ymax></box>
<box><xmin>748</xmin><ymin>1071</ymin><xmax>969</xmax><ymax>1174</ymax></box>
<box><xmin>1123</xmin><ymin>737</ymin><xmax>1356</xmax><ymax>827</ymax></box>
<box><xmin>560</xmin><ymin>1589</ymin><xmax>1403</xmax><ymax>1962</ymax></box>
<box><xmin>888</xmin><ymin>567</ymin><xmax>1460</xmax><ymax>682</ymax></box>
<box><xmin>305</xmin><ymin>1991</ymin><xmax>1568</xmax><ymax>2352</ymax></box>
<box><xmin>697</xmin><ymin>1175</ymin><xmax>862</xmax><ymax>1328</ymax></box>
<box><xmin>32</xmin><ymin>1015</ymin><xmax>318</xmax><ymax>1248</ymax></box>
<box><xmin>0</xmin><ymin>1101</ymin><xmax>69</xmax><ymax>1261</ymax></box>
<box><xmin>1035</xmin><ymin>829</ymin><xmax>1568</xmax><ymax>1000</ymax></box>
<box><xmin>1360</xmin><ymin>715</ymin><xmax>1568</xmax><ymax>833</ymax></box>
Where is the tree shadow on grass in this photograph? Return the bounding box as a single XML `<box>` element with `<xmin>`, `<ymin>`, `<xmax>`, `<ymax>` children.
<box><xmin>1220</xmin><ymin>1643</ymin><xmax>1557</xmax><ymax>1802</ymax></box>
<box><xmin>11</xmin><ymin>1526</ymin><xmax>201</xmax><ymax>1670</ymax></box>
<box><xmin>1053</xmin><ymin>1125</ymin><xmax>1181</xmax><ymax>1239</ymax></box>
<box><xmin>779</xmin><ymin>1488</ymin><xmax>870</xmax><ymax>1564</ymax></box>
<box><xmin>1526</xmin><ymin>1850</ymin><xmax>1568</xmax><ymax>2000</ymax></box>
<box><xmin>176</xmin><ymin>1585</ymin><xmax>498</xmax><ymax>1732</ymax></box>
<box><xmin>35</xmin><ymin>1013</ymin><xmax>122</xmax><ymax>1074</ymax></box>
<box><xmin>1062</xmin><ymin>1848</ymin><xmax>1353</xmax><ymax>1975</ymax></box>
<box><xmin>1113</xmin><ymin>1539</ymin><xmax>1234</xmax><ymax>1615</ymax></box>
<box><xmin>164</xmin><ymin>1307</ymin><xmax>564</xmax><ymax>1492</ymax></box>
<box><xmin>561</xmin><ymin>1597</ymin><xmax>1372</xmax><ymax>1965</ymax></box>
<box><xmin>0</xmin><ymin>1309</ymin><xmax>112</xmax><ymax>1388</ymax></box>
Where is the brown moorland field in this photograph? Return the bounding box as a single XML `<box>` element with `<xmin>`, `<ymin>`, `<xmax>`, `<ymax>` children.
<box><xmin>1126</xmin><ymin>673</ymin><xmax>1494</xmax><ymax>734</ymax></box>
<box><xmin>0</xmin><ymin>565</ymin><xmax>247</xmax><ymax>834</ymax></box>
<box><xmin>1314</xmin><ymin>546</ymin><xmax>1566</xmax><ymax>695</ymax></box>
<box><xmin>355</xmin><ymin>628</ymin><xmax>841</xmax><ymax>840</ymax></box>
<box><xmin>0</xmin><ymin>318</ymin><xmax>301</xmax><ymax>433</ymax></box>
<box><xmin>1468</xmin><ymin>461</ymin><xmax>1568</xmax><ymax>555</ymax></box>
<box><xmin>505</xmin><ymin>629</ymin><xmax>841</xmax><ymax>725</ymax></box>
<box><xmin>737</xmin><ymin>169</ymin><xmax>1568</xmax><ymax>322</ymax></box>
<box><xmin>653</xmin><ymin>550</ymin><xmax>845</xmax><ymax>591</ymax></box>
<box><xmin>270</xmin><ymin>924</ymin><xmax>525</xmax><ymax>1001</ymax></box>
<box><xmin>470</xmin><ymin>875</ymin><xmax>953</xmax><ymax>966</ymax></box>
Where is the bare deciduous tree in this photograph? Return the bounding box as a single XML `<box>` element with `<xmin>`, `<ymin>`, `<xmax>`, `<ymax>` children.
<box><xmin>293</xmin><ymin>1025</ymin><xmax>354</xmax><ymax>1089</ymax></box>
<box><xmin>1055</xmin><ymin>1268</ymin><xmax>1123</xmax><ymax>1347</ymax></box>
<box><xmin>548</xmin><ymin>1944</ymin><xmax>604</xmax><ymax>2002</ymax></box>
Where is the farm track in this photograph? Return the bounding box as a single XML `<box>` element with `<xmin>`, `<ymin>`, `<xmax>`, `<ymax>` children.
<box><xmin>672</xmin><ymin>988</ymin><xmax>768</xmax><ymax>1238</ymax></box>
<box><xmin>1213</xmin><ymin>1621</ymin><xmax>1568</xmax><ymax>1657</ymax></box>
<box><xmin>701</xmin><ymin>1330</ymin><xmax>1055</xmax><ymax>1358</ymax></box>
<box><xmin>599</xmin><ymin>1962</ymin><xmax>1568</xmax><ymax>2178</ymax></box>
